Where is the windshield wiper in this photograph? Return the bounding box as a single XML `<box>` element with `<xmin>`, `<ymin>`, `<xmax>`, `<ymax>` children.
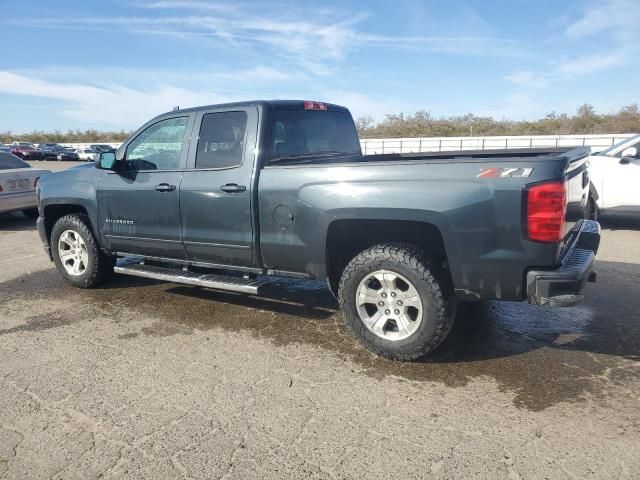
<box><xmin>269</xmin><ymin>151</ymin><xmax>359</xmax><ymax>165</ymax></box>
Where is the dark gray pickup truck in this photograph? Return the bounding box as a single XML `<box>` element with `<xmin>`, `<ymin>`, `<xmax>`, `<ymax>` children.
<box><xmin>36</xmin><ymin>100</ymin><xmax>600</xmax><ymax>360</ymax></box>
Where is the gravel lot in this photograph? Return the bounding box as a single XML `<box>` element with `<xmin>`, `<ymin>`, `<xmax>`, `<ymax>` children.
<box><xmin>1</xmin><ymin>161</ymin><xmax>639</xmax><ymax>479</ymax></box>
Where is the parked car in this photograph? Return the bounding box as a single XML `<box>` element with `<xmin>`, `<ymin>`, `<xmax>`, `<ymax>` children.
<box><xmin>38</xmin><ymin>143</ymin><xmax>64</xmax><ymax>160</ymax></box>
<box><xmin>55</xmin><ymin>147</ymin><xmax>80</xmax><ymax>161</ymax></box>
<box><xmin>587</xmin><ymin>134</ymin><xmax>640</xmax><ymax>219</ymax></box>
<box><xmin>0</xmin><ymin>153</ymin><xmax>50</xmax><ymax>217</ymax></box>
<box><xmin>90</xmin><ymin>144</ymin><xmax>116</xmax><ymax>153</ymax></box>
<box><xmin>10</xmin><ymin>143</ymin><xmax>43</xmax><ymax>160</ymax></box>
<box><xmin>0</xmin><ymin>145</ymin><xmax>10</xmax><ymax>153</ymax></box>
<box><xmin>75</xmin><ymin>148</ymin><xmax>99</xmax><ymax>162</ymax></box>
<box><xmin>36</xmin><ymin>100</ymin><xmax>600</xmax><ymax>361</ymax></box>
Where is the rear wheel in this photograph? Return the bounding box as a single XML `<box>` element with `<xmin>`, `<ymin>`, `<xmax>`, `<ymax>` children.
<box><xmin>338</xmin><ymin>243</ymin><xmax>456</xmax><ymax>361</ymax></box>
<box><xmin>51</xmin><ymin>214</ymin><xmax>113</xmax><ymax>288</ymax></box>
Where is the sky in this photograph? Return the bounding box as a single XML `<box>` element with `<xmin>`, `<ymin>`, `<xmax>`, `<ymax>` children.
<box><xmin>0</xmin><ymin>0</ymin><xmax>638</xmax><ymax>132</ymax></box>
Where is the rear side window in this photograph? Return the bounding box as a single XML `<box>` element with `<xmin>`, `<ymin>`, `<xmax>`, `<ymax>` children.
<box><xmin>269</xmin><ymin>110</ymin><xmax>361</xmax><ymax>161</ymax></box>
<box><xmin>196</xmin><ymin>111</ymin><xmax>248</xmax><ymax>169</ymax></box>
<box><xmin>0</xmin><ymin>153</ymin><xmax>29</xmax><ymax>169</ymax></box>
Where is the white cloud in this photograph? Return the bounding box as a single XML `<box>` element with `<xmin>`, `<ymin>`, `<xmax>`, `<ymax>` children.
<box><xmin>0</xmin><ymin>71</ymin><xmax>223</xmax><ymax>127</ymax></box>
<box><xmin>503</xmin><ymin>0</ymin><xmax>638</xmax><ymax>95</ymax></box>
<box><xmin>504</xmin><ymin>71</ymin><xmax>552</xmax><ymax>89</ymax></box>
<box><xmin>0</xmin><ymin>69</ymin><xmax>401</xmax><ymax>128</ymax></box>
<box><xmin>557</xmin><ymin>51</ymin><xmax>628</xmax><ymax>76</ymax></box>
<box><xmin>7</xmin><ymin>3</ymin><xmax>523</xmax><ymax>77</ymax></box>
<box><xmin>565</xmin><ymin>0</ymin><xmax>640</xmax><ymax>40</ymax></box>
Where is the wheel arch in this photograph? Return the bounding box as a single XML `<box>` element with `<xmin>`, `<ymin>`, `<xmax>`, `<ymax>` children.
<box><xmin>43</xmin><ymin>203</ymin><xmax>90</xmax><ymax>245</ymax></box>
<box><xmin>325</xmin><ymin>218</ymin><xmax>451</xmax><ymax>296</ymax></box>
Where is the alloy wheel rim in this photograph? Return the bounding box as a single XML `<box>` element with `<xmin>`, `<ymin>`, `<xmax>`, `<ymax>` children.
<box><xmin>355</xmin><ymin>269</ymin><xmax>423</xmax><ymax>341</ymax></box>
<box><xmin>58</xmin><ymin>229</ymin><xmax>89</xmax><ymax>276</ymax></box>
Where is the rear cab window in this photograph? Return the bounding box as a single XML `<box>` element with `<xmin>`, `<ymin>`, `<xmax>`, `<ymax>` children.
<box><xmin>268</xmin><ymin>108</ymin><xmax>361</xmax><ymax>163</ymax></box>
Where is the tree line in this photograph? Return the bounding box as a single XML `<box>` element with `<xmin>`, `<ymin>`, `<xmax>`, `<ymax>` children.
<box><xmin>356</xmin><ymin>103</ymin><xmax>640</xmax><ymax>138</ymax></box>
<box><xmin>2</xmin><ymin>103</ymin><xmax>639</xmax><ymax>143</ymax></box>
<box><xmin>0</xmin><ymin>129</ymin><xmax>131</xmax><ymax>144</ymax></box>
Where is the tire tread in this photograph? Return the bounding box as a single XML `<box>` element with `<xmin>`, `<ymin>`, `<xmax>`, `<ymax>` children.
<box><xmin>51</xmin><ymin>213</ymin><xmax>112</xmax><ymax>288</ymax></box>
<box><xmin>338</xmin><ymin>242</ymin><xmax>455</xmax><ymax>361</ymax></box>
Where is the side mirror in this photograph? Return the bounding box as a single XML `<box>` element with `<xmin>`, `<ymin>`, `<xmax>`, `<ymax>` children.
<box><xmin>96</xmin><ymin>151</ymin><xmax>117</xmax><ymax>170</ymax></box>
<box><xmin>620</xmin><ymin>146</ymin><xmax>637</xmax><ymax>164</ymax></box>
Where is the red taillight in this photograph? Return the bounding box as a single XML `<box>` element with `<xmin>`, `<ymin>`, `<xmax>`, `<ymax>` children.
<box><xmin>34</xmin><ymin>177</ymin><xmax>40</xmax><ymax>187</ymax></box>
<box><xmin>525</xmin><ymin>181</ymin><xmax>567</xmax><ymax>243</ymax></box>
<box><xmin>303</xmin><ymin>101</ymin><xmax>327</xmax><ymax>111</ymax></box>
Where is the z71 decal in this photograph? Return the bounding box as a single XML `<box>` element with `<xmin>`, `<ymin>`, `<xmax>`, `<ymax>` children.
<box><xmin>477</xmin><ymin>167</ymin><xmax>533</xmax><ymax>178</ymax></box>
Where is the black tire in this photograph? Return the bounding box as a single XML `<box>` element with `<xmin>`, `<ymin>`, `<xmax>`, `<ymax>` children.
<box><xmin>338</xmin><ymin>243</ymin><xmax>456</xmax><ymax>361</ymax></box>
<box><xmin>51</xmin><ymin>214</ymin><xmax>113</xmax><ymax>288</ymax></box>
<box><xmin>22</xmin><ymin>208</ymin><xmax>39</xmax><ymax>218</ymax></box>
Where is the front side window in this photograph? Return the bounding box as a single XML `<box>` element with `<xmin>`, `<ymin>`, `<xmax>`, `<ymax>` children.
<box><xmin>195</xmin><ymin>111</ymin><xmax>248</xmax><ymax>169</ymax></box>
<box><xmin>126</xmin><ymin>117</ymin><xmax>188</xmax><ymax>170</ymax></box>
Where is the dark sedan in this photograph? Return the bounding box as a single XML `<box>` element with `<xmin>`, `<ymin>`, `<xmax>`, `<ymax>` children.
<box><xmin>10</xmin><ymin>145</ymin><xmax>43</xmax><ymax>160</ymax></box>
<box><xmin>55</xmin><ymin>148</ymin><xmax>80</xmax><ymax>161</ymax></box>
<box><xmin>38</xmin><ymin>145</ymin><xmax>79</xmax><ymax>161</ymax></box>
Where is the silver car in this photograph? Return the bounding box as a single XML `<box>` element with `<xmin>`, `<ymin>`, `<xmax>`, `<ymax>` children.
<box><xmin>0</xmin><ymin>153</ymin><xmax>51</xmax><ymax>217</ymax></box>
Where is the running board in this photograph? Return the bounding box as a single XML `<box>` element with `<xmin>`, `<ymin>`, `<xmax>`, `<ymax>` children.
<box><xmin>114</xmin><ymin>263</ymin><xmax>265</xmax><ymax>294</ymax></box>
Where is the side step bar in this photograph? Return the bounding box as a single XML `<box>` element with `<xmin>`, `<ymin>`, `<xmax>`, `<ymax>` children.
<box><xmin>114</xmin><ymin>263</ymin><xmax>265</xmax><ymax>294</ymax></box>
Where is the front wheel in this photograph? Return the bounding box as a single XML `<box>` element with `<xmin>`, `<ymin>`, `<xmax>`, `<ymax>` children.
<box><xmin>338</xmin><ymin>243</ymin><xmax>456</xmax><ymax>361</ymax></box>
<box><xmin>51</xmin><ymin>214</ymin><xmax>113</xmax><ymax>288</ymax></box>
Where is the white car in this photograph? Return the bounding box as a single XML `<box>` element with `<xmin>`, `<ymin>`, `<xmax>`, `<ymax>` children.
<box><xmin>587</xmin><ymin>134</ymin><xmax>640</xmax><ymax>219</ymax></box>
<box><xmin>0</xmin><ymin>153</ymin><xmax>50</xmax><ymax>218</ymax></box>
<box><xmin>74</xmin><ymin>148</ymin><xmax>99</xmax><ymax>162</ymax></box>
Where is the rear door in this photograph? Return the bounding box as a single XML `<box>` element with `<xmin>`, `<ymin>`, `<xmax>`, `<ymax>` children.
<box><xmin>180</xmin><ymin>107</ymin><xmax>259</xmax><ymax>266</ymax></box>
<box><xmin>97</xmin><ymin>114</ymin><xmax>195</xmax><ymax>258</ymax></box>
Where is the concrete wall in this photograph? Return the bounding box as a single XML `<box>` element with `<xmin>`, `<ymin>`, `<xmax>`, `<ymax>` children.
<box><xmin>359</xmin><ymin>133</ymin><xmax>636</xmax><ymax>155</ymax></box>
<box><xmin>58</xmin><ymin>133</ymin><xmax>637</xmax><ymax>155</ymax></box>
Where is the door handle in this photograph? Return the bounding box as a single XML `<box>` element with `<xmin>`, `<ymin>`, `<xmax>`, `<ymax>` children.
<box><xmin>220</xmin><ymin>183</ymin><xmax>246</xmax><ymax>193</ymax></box>
<box><xmin>155</xmin><ymin>183</ymin><xmax>176</xmax><ymax>192</ymax></box>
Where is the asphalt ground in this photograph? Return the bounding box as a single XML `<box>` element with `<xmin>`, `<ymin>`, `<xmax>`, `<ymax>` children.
<box><xmin>0</xmin><ymin>161</ymin><xmax>638</xmax><ymax>479</ymax></box>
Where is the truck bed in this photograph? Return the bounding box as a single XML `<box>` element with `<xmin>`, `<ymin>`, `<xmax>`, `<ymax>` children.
<box><xmin>258</xmin><ymin>146</ymin><xmax>590</xmax><ymax>302</ymax></box>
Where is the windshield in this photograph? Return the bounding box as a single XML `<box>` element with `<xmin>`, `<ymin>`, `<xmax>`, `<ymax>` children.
<box><xmin>269</xmin><ymin>109</ymin><xmax>361</xmax><ymax>162</ymax></box>
<box><xmin>598</xmin><ymin>134</ymin><xmax>640</xmax><ymax>156</ymax></box>
<box><xmin>0</xmin><ymin>153</ymin><xmax>30</xmax><ymax>169</ymax></box>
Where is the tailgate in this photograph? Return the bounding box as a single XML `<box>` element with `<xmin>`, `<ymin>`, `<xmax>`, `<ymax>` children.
<box><xmin>563</xmin><ymin>147</ymin><xmax>591</xmax><ymax>236</ymax></box>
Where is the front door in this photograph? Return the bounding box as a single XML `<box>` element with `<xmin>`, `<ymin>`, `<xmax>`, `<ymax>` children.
<box><xmin>97</xmin><ymin>115</ymin><xmax>194</xmax><ymax>258</ymax></box>
<box><xmin>180</xmin><ymin>107</ymin><xmax>258</xmax><ymax>266</ymax></box>
<box><xmin>602</xmin><ymin>139</ymin><xmax>640</xmax><ymax>214</ymax></box>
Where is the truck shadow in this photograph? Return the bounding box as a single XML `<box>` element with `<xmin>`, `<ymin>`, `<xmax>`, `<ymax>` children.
<box><xmin>0</xmin><ymin>258</ymin><xmax>638</xmax><ymax>410</ymax></box>
<box><xmin>599</xmin><ymin>217</ymin><xmax>640</xmax><ymax>231</ymax></box>
<box><xmin>0</xmin><ymin>213</ymin><xmax>37</xmax><ymax>232</ymax></box>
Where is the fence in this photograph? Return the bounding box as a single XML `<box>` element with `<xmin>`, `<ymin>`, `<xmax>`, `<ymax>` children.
<box><xmin>359</xmin><ymin>134</ymin><xmax>636</xmax><ymax>155</ymax></box>
<box><xmin>58</xmin><ymin>133</ymin><xmax>637</xmax><ymax>155</ymax></box>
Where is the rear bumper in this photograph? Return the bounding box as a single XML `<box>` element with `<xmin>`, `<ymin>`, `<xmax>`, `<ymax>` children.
<box><xmin>526</xmin><ymin>219</ymin><xmax>600</xmax><ymax>307</ymax></box>
<box><xmin>0</xmin><ymin>191</ymin><xmax>37</xmax><ymax>214</ymax></box>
